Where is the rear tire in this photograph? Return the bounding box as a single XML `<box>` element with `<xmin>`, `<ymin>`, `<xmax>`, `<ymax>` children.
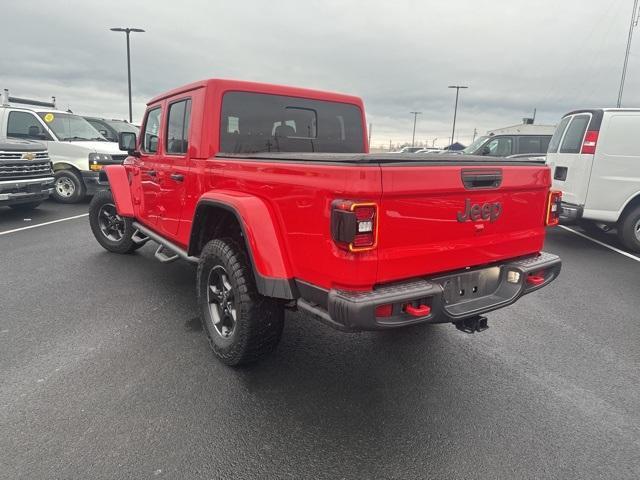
<box><xmin>53</xmin><ymin>170</ymin><xmax>86</xmax><ymax>204</ymax></box>
<box><xmin>617</xmin><ymin>206</ymin><xmax>640</xmax><ymax>252</ymax></box>
<box><xmin>89</xmin><ymin>190</ymin><xmax>141</xmax><ymax>254</ymax></box>
<box><xmin>9</xmin><ymin>201</ymin><xmax>42</xmax><ymax>211</ymax></box>
<box><xmin>197</xmin><ymin>238</ymin><xmax>284</xmax><ymax>366</ymax></box>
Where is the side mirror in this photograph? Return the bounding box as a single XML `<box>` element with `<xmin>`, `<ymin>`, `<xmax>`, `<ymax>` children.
<box><xmin>119</xmin><ymin>131</ymin><xmax>137</xmax><ymax>152</ymax></box>
<box><xmin>481</xmin><ymin>145</ymin><xmax>491</xmax><ymax>156</ymax></box>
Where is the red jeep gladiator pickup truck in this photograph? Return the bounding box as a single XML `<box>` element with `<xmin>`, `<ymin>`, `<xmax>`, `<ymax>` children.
<box><xmin>89</xmin><ymin>79</ymin><xmax>562</xmax><ymax>366</ymax></box>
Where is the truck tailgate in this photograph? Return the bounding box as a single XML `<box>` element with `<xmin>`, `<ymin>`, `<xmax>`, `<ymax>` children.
<box><xmin>377</xmin><ymin>163</ymin><xmax>551</xmax><ymax>283</ymax></box>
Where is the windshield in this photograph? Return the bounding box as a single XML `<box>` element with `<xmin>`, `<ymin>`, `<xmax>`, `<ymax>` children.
<box><xmin>105</xmin><ymin>120</ymin><xmax>139</xmax><ymax>134</ymax></box>
<box><xmin>38</xmin><ymin>112</ymin><xmax>107</xmax><ymax>141</ymax></box>
<box><xmin>462</xmin><ymin>135</ymin><xmax>489</xmax><ymax>154</ymax></box>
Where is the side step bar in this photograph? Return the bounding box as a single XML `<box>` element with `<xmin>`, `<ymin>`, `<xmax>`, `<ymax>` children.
<box><xmin>131</xmin><ymin>222</ymin><xmax>199</xmax><ymax>264</ymax></box>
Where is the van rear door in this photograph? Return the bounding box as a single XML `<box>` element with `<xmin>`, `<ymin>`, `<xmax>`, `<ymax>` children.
<box><xmin>548</xmin><ymin>112</ymin><xmax>596</xmax><ymax>207</ymax></box>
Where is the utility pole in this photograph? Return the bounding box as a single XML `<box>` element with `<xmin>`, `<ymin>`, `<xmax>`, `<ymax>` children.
<box><xmin>389</xmin><ymin>139</ymin><xmax>392</xmax><ymax>152</ymax></box>
<box><xmin>448</xmin><ymin>85</ymin><xmax>468</xmax><ymax>149</ymax></box>
<box><xmin>110</xmin><ymin>27</ymin><xmax>145</xmax><ymax>123</ymax></box>
<box><xmin>432</xmin><ymin>138</ymin><xmax>438</xmax><ymax>148</ymax></box>
<box><xmin>618</xmin><ymin>0</ymin><xmax>640</xmax><ymax>107</ymax></box>
<box><xmin>472</xmin><ymin>128</ymin><xmax>478</xmax><ymax>142</ymax></box>
<box><xmin>368</xmin><ymin>123</ymin><xmax>372</xmax><ymax>149</ymax></box>
<box><xmin>410</xmin><ymin>111</ymin><xmax>422</xmax><ymax>147</ymax></box>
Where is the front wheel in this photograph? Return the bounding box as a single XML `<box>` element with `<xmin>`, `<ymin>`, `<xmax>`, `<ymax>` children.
<box><xmin>197</xmin><ymin>238</ymin><xmax>284</xmax><ymax>366</ymax></box>
<box><xmin>617</xmin><ymin>206</ymin><xmax>640</xmax><ymax>252</ymax></box>
<box><xmin>53</xmin><ymin>170</ymin><xmax>86</xmax><ymax>203</ymax></box>
<box><xmin>89</xmin><ymin>190</ymin><xmax>141</xmax><ymax>254</ymax></box>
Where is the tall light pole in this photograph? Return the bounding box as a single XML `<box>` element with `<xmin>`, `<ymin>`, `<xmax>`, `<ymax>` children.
<box><xmin>448</xmin><ymin>85</ymin><xmax>468</xmax><ymax>149</ymax></box>
<box><xmin>617</xmin><ymin>0</ymin><xmax>639</xmax><ymax>107</ymax></box>
<box><xmin>110</xmin><ymin>27</ymin><xmax>145</xmax><ymax>123</ymax></box>
<box><xmin>410</xmin><ymin>111</ymin><xmax>422</xmax><ymax>147</ymax></box>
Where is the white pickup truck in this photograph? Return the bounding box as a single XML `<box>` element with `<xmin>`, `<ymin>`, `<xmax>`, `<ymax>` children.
<box><xmin>0</xmin><ymin>90</ymin><xmax>125</xmax><ymax>203</ymax></box>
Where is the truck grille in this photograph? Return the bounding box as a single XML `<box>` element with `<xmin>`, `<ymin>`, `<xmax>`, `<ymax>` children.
<box><xmin>0</xmin><ymin>151</ymin><xmax>50</xmax><ymax>161</ymax></box>
<box><xmin>0</xmin><ymin>154</ymin><xmax>53</xmax><ymax>180</ymax></box>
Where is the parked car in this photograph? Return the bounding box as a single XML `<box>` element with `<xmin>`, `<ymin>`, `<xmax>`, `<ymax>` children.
<box><xmin>83</xmin><ymin>117</ymin><xmax>139</xmax><ymax>143</ymax></box>
<box><xmin>396</xmin><ymin>146</ymin><xmax>424</xmax><ymax>153</ymax></box>
<box><xmin>0</xmin><ymin>138</ymin><xmax>54</xmax><ymax>210</ymax></box>
<box><xmin>463</xmin><ymin>133</ymin><xmax>552</xmax><ymax>159</ymax></box>
<box><xmin>89</xmin><ymin>78</ymin><xmax>561</xmax><ymax>366</ymax></box>
<box><xmin>547</xmin><ymin>108</ymin><xmax>640</xmax><ymax>251</ymax></box>
<box><xmin>0</xmin><ymin>90</ymin><xmax>126</xmax><ymax>203</ymax></box>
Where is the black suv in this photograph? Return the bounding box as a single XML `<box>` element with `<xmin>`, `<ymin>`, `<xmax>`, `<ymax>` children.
<box><xmin>0</xmin><ymin>138</ymin><xmax>54</xmax><ymax>211</ymax></box>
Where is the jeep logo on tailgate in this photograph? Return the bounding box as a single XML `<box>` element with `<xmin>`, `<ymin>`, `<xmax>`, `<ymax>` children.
<box><xmin>457</xmin><ymin>198</ymin><xmax>502</xmax><ymax>223</ymax></box>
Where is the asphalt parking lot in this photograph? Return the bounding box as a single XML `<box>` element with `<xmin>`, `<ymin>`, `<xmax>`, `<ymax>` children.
<box><xmin>1</xmin><ymin>200</ymin><xmax>639</xmax><ymax>480</ymax></box>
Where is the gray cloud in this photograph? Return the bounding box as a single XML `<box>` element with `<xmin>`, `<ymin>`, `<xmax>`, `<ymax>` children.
<box><xmin>2</xmin><ymin>0</ymin><xmax>638</xmax><ymax>148</ymax></box>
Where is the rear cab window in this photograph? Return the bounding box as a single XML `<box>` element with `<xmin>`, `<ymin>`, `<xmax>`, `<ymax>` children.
<box><xmin>219</xmin><ymin>92</ymin><xmax>364</xmax><ymax>154</ymax></box>
<box><xmin>559</xmin><ymin>114</ymin><xmax>591</xmax><ymax>154</ymax></box>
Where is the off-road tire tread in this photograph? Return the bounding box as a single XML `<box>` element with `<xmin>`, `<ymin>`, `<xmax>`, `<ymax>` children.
<box><xmin>197</xmin><ymin>238</ymin><xmax>284</xmax><ymax>366</ymax></box>
<box><xmin>89</xmin><ymin>190</ymin><xmax>140</xmax><ymax>254</ymax></box>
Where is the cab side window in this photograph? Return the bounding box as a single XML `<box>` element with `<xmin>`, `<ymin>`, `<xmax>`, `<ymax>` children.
<box><xmin>485</xmin><ymin>136</ymin><xmax>513</xmax><ymax>156</ymax></box>
<box><xmin>142</xmin><ymin>107</ymin><xmax>162</xmax><ymax>153</ymax></box>
<box><xmin>7</xmin><ymin>111</ymin><xmax>51</xmax><ymax>140</ymax></box>
<box><xmin>166</xmin><ymin>99</ymin><xmax>192</xmax><ymax>155</ymax></box>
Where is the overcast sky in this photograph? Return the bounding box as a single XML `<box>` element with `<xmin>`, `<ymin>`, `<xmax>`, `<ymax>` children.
<box><xmin>2</xmin><ymin>0</ymin><xmax>639</xmax><ymax>148</ymax></box>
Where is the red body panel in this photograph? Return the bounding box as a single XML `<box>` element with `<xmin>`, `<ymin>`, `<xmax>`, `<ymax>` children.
<box><xmin>117</xmin><ymin>78</ymin><xmax>552</xmax><ymax>294</ymax></box>
<box><xmin>104</xmin><ymin>165</ymin><xmax>134</xmax><ymax>217</ymax></box>
<box><xmin>377</xmin><ymin>165</ymin><xmax>550</xmax><ymax>283</ymax></box>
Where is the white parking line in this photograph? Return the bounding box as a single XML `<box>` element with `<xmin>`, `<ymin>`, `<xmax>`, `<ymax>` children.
<box><xmin>0</xmin><ymin>213</ymin><xmax>89</xmax><ymax>236</ymax></box>
<box><xmin>559</xmin><ymin>225</ymin><xmax>640</xmax><ymax>263</ymax></box>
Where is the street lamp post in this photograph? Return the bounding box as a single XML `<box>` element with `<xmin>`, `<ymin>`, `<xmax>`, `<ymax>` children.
<box><xmin>410</xmin><ymin>111</ymin><xmax>422</xmax><ymax>147</ymax></box>
<box><xmin>110</xmin><ymin>27</ymin><xmax>145</xmax><ymax>123</ymax></box>
<box><xmin>448</xmin><ymin>85</ymin><xmax>468</xmax><ymax>149</ymax></box>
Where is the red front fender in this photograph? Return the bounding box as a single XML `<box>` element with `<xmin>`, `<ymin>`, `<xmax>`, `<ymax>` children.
<box><xmin>103</xmin><ymin>165</ymin><xmax>135</xmax><ymax>217</ymax></box>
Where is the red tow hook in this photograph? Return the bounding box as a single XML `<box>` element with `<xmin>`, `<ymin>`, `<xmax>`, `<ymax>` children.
<box><xmin>526</xmin><ymin>275</ymin><xmax>545</xmax><ymax>286</ymax></box>
<box><xmin>405</xmin><ymin>304</ymin><xmax>431</xmax><ymax>317</ymax></box>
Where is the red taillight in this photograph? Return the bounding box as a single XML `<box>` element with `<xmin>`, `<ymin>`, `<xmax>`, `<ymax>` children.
<box><xmin>546</xmin><ymin>190</ymin><xmax>562</xmax><ymax>226</ymax></box>
<box><xmin>331</xmin><ymin>200</ymin><xmax>378</xmax><ymax>252</ymax></box>
<box><xmin>581</xmin><ymin>130</ymin><xmax>599</xmax><ymax>154</ymax></box>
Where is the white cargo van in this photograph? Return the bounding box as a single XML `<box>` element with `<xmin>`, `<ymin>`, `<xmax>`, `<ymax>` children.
<box><xmin>547</xmin><ymin>108</ymin><xmax>640</xmax><ymax>251</ymax></box>
<box><xmin>0</xmin><ymin>90</ymin><xmax>125</xmax><ymax>203</ymax></box>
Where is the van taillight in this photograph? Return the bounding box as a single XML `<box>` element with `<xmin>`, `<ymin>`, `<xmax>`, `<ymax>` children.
<box><xmin>331</xmin><ymin>200</ymin><xmax>378</xmax><ymax>252</ymax></box>
<box><xmin>581</xmin><ymin>130</ymin><xmax>599</xmax><ymax>154</ymax></box>
<box><xmin>546</xmin><ymin>190</ymin><xmax>562</xmax><ymax>226</ymax></box>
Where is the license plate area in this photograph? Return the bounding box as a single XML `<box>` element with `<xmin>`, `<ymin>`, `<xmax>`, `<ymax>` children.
<box><xmin>434</xmin><ymin>267</ymin><xmax>501</xmax><ymax>305</ymax></box>
<box><xmin>27</xmin><ymin>184</ymin><xmax>42</xmax><ymax>193</ymax></box>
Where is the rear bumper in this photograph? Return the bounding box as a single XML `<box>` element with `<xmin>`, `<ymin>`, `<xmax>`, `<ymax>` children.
<box><xmin>559</xmin><ymin>201</ymin><xmax>583</xmax><ymax>224</ymax></box>
<box><xmin>297</xmin><ymin>252</ymin><xmax>561</xmax><ymax>332</ymax></box>
<box><xmin>0</xmin><ymin>177</ymin><xmax>54</xmax><ymax>205</ymax></box>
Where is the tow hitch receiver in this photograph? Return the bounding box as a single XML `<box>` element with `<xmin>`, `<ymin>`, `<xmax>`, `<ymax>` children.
<box><xmin>454</xmin><ymin>316</ymin><xmax>489</xmax><ymax>334</ymax></box>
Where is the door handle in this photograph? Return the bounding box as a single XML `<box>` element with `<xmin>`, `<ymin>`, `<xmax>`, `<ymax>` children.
<box><xmin>170</xmin><ymin>173</ymin><xmax>184</xmax><ymax>182</ymax></box>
